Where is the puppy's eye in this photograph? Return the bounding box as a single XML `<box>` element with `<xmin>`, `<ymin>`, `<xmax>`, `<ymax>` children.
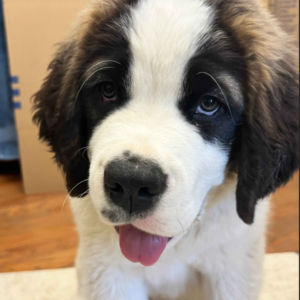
<box><xmin>101</xmin><ymin>82</ymin><xmax>117</xmax><ymax>102</ymax></box>
<box><xmin>196</xmin><ymin>96</ymin><xmax>220</xmax><ymax>116</ymax></box>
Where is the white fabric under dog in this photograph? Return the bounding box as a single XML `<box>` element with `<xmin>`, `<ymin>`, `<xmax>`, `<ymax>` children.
<box><xmin>0</xmin><ymin>253</ymin><xmax>298</xmax><ymax>300</ymax></box>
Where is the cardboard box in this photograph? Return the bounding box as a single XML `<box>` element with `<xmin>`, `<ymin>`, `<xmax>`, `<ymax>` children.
<box><xmin>3</xmin><ymin>0</ymin><xmax>90</xmax><ymax>193</ymax></box>
<box><xmin>3</xmin><ymin>0</ymin><xmax>299</xmax><ymax>194</ymax></box>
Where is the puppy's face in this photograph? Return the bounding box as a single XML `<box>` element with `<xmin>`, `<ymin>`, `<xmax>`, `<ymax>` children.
<box><xmin>33</xmin><ymin>0</ymin><xmax>298</xmax><ymax>264</ymax></box>
<box><xmin>87</xmin><ymin>0</ymin><xmax>243</xmax><ymax>237</ymax></box>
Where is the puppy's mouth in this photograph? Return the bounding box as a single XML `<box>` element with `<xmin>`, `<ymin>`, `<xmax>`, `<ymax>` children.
<box><xmin>115</xmin><ymin>225</ymin><xmax>171</xmax><ymax>266</ymax></box>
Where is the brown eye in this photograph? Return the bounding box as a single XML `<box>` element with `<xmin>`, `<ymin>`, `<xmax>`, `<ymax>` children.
<box><xmin>196</xmin><ymin>96</ymin><xmax>220</xmax><ymax>116</ymax></box>
<box><xmin>101</xmin><ymin>82</ymin><xmax>117</xmax><ymax>102</ymax></box>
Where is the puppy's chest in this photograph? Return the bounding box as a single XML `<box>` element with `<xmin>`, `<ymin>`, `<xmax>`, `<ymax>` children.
<box><xmin>143</xmin><ymin>237</ymin><xmax>201</xmax><ymax>299</ymax></box>
<box><xmin>144</xmin><ymin>260</ymin><xmax>199</xmax><ymax>300</ymax></box>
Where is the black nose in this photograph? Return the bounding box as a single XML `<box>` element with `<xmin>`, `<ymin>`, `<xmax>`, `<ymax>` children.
<box><xmin>104</xmin><ymin>156</ymin><xmax>167</xmax><ymax>215</ymax></box>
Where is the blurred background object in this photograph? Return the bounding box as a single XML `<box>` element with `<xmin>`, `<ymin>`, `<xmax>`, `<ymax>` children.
<box><xmin>0</xmin><ymin>0</ymin><xmax>18</xmax><ymax>162</ymax></box>
<box><xmin>266</xmin><ymin>0</ymin><xmax>299</xmax><ymax>38</ymax></box>
<box><xmin>2</xmin><ymin>0</ymin><xmax>298</xmax><ymax>195</ymax></box>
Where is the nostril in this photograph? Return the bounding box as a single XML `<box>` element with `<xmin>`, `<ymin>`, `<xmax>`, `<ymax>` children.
<box><xmin>106</xmin><ymin>183</ymin><xmax>124</xmax><ymax>195</ymax></box>
<box><xmin>138</xmin><ymin>187</ymin><xmax>157</xmax><ymax>201</ymax></box>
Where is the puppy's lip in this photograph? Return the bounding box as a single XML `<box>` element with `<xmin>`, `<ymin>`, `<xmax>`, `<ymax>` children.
<box><xmin>115</xmin><ymin>226</ymin><xmax>173</xmax><ymax>242</ymax></box>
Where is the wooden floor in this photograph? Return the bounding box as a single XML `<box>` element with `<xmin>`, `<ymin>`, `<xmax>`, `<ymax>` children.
<box><xmin>0</xmin><ymin>171</ymin><xmax>298</xmax><ymax>273</ymax></box>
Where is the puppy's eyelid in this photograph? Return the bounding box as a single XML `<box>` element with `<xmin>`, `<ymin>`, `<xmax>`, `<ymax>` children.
<box><xmin>197</xmin><ymin>72</ymin><xmax>241</xmax><ymax>126</ymax></box>
<box><xmin>74</xmin><ymin>66</ymin><xmax>115</xmax><ymax>108</ymax></box>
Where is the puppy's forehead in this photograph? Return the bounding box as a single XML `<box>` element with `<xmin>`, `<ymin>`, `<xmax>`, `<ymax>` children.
<box><xmin>127</xmin><ymin>0</ymin><xmax>213</xmax><ymax>101</ymax></box>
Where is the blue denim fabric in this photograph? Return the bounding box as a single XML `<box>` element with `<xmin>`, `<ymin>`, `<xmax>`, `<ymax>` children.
<box><xmin>0</xmin><ymin>0</ymin><xmax>19</xmax><ymax>160</ymax></box>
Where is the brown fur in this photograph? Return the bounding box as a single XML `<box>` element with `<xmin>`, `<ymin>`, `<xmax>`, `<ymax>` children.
<box><xmin>33</xmin><ymin>0</ymin><xmax>299</xmax><ymax>223</ymax></box>
<box><xmin>210</xmin><ymin>0</ymin><xmax>299</xmax><ymax>223</ymax></box>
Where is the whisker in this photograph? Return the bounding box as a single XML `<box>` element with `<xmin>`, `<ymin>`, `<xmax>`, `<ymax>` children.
<box><xmin>80</xmin><ymin>202</ymin><xmax>95</xmax><ymax>219</ymax></box>
<box><xmin>75</xmin><ymin>146</ymin><xmax>90</xmax><ymax>157</ymax></box>
<box><xmin>82</xmin><ymin>148</ymin><xmax>89</xmax><ymax>158</ymax></box>
<box><xmin>61</xmin><ymin>179</ymin><xmax>89</xmax><ymax>212</ymax></box>
<box><xmin>78</xmin><ymin>189</ymin><xmax>90</xmax><ymax>198</ymax></box>
<box><xmin>72</xmin><ymin>189</ymin><xmax>90</xmax><ymax>213</ymax></box>
<box><xmin>74</xmin><ymin>66</ymin><xmax>115</xmax><ymax>109</ymax></box>
<box><xmin>78</xmin><ymin>60</ymin><xmax>121</xmax><ymax>84</ymax></box>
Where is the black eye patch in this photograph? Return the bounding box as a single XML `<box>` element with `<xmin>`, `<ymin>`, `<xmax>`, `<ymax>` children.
<box><xmin>77</xmin><ymin>60</ymin><xmax>131</xmax><ymax>144</ymax></box>
<box><xmin>180</xmin><ymin>73</ymin><xmax>243</xmax><ymax>148</ymax></box>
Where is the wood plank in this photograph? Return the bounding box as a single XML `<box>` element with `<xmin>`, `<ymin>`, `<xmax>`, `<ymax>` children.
<box><xmin>0</xmin><ymin>175</ymin><xmax>78</xmax><ymax>272</ymax></box>
<box><xmin>0</xmin><ymin>172</ymin><xmax>298</xmax><ymax>272</ymax></box>
<box><xmin>267</xmin><ymin>172</ymin><xmax>299</xmax><ymax>253</ymax></box>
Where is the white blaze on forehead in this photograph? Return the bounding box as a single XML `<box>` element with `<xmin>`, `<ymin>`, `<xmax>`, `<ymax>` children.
<box><xmin>127</xmin><ymin>0</ymin><xmax>213</xmax><ymax>102</ymax></box>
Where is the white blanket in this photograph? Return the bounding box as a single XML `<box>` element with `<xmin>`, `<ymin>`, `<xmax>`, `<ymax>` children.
<box><xmin>0</xmin><ymin>253</ymin><xmax>298</xmax><ymax>300</ymax></box>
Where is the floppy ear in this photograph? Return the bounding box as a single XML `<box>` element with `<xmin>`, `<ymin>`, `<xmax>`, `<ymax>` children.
<box><xmin>33</xmin><ymin>40</ymin><xmax>90</xmax><ymax>197</ymax></box>
<box><xmin>211</xmin><ymin>0</ymin><xmax>299</xmax><ymax>224</ymax></box>
<box><xmin>235</xmin><ymin>40</ymin><xmax>299</xmax><ymax>224</ymax></box>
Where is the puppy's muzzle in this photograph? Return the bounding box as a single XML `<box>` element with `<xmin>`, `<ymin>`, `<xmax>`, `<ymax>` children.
<box><xmin>104</xmin><ymin>156</ymin><xmax>167</xmax><ymax>215</ymax></box>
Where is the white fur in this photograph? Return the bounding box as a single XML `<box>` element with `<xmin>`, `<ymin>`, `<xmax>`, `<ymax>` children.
<box><xmin>89</xmin><ymin>0</ymin><xmax>226</xmax><ymax>238</ymax></box>
<box><xmin>71</xmin><ymin>178</ymin><xmax>269</xmax><ymax>300</ymax></box>
<box><xmin>70</xmin><ymin>0</ymin><xmax>270</xmax><ymax>299</ymax></box>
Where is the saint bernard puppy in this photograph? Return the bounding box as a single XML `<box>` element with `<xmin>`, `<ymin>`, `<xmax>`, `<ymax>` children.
<box><xmin>33</xmin><ymin>0</ymin><xmax>299</xmax><ymax>299</ymax></box>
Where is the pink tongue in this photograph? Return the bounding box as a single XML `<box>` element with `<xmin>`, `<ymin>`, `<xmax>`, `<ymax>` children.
<box><xmin>119</xmin><ymin>225</ymin><xmax>168</xmax><ymax>267</ymax></box>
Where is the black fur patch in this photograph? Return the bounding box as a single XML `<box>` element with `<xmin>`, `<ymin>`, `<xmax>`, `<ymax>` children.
<box><xmin>33</xmin><ymin>1</ymin><xmax>140</xmax><ymax>197</ymax></box>
<box><xmin>180</xmin><ymin>26</ymin><xmax>246</xmax><ymax>149</ymax></box>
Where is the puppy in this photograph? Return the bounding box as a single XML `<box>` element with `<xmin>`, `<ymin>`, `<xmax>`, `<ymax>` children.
<box><xmin>33</xmin><ymin>0</ymin><xmax>299</xmax><ymax>299</ymax></box>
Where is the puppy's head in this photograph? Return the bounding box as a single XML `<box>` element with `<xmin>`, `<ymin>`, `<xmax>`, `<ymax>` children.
<box><xmin>33</xmin><ymin>0</ymin><xmax>298</xmax><ymax>263</ymax></box>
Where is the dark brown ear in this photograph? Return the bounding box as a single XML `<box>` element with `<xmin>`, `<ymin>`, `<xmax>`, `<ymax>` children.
<box><xmin>211</xmin><ymin>0</ymin><xmax>299</xmax><ymax>224</ymax></box>
<box><xmin>235</xmin><ymin>36</ymin><xmax>299</xmax><ymax>224</ymax></box>
<box><xmin>32</xmin><ymin>40</ymin><xmax>90</xmax><ymax>197</ymax></box>
<box><xmin>236</xmin><ymin>68</ymin><xmax>299</xmax><ymax>224</ymax></box>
